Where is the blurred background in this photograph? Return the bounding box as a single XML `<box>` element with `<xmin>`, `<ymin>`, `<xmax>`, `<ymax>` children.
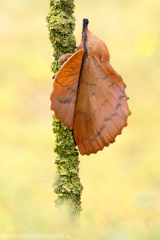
<box><xmin>0</xmin><ymin>0</ymin><xmax>160</xmax><ymax>239</ymax></box>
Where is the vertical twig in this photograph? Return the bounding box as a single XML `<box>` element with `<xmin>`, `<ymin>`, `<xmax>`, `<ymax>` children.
<box><xmin>46</xmin><ymin>0</ymin><xmax>83</xmax><ymax>221</ymax></box>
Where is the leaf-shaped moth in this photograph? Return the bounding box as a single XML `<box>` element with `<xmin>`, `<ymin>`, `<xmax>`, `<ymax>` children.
<box><xmin>50</xmin><ymin>19</ymin><xmax>131</xmax><ymax>155</ymax></box>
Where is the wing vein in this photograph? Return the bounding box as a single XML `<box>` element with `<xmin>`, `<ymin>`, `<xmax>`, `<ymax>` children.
<box><xmin>99</xmin><ymin>79</ymin><xmax>126</xmax><ymax>129</ymax></box>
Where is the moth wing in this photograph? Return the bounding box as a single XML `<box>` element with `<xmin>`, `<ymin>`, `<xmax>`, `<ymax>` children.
<box><xmin>74</xmin><ymin>56</ymin><xmax>130</xmax><ymax>155</ymax></box>
<box><xmin>50</xmin><ymin>49</ymin><xmax>84</xmax><ymax>129</ymax></box>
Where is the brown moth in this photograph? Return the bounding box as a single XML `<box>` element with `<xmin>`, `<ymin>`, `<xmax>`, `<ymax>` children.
<box><xmin>50</xmin><ymin>19</ymin><xmax>131</xmax><ymax>155</ymax></box>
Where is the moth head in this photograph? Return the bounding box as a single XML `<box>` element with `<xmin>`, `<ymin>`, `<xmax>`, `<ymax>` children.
<box><xmin>83</xmin><ymin>18</ymin><xmax>89</xmax><ymax>32</ymax></box>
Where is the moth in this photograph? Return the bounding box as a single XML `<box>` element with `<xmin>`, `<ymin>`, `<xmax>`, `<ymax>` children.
<box><xmin>50</xmin><ymin>19</ymin><xmax>131</xmax><ymax>155</ymax></box>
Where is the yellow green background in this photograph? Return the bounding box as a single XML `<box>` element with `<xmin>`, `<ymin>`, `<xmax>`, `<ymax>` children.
<box><xmin>0</xmin><ymin>0</ymin><xmax>160</xmax><ymax>239</ymax></box>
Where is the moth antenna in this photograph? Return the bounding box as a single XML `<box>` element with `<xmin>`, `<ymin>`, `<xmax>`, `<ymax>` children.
<box><xmin>84</xmin><ymin>34</ymin><xmax>88</xmax><ymax>56</ymax></box>
<box><xmin>53</xmin><ymin>54</ymin><xmax>59</xmax><ymax>60</ymax></box>
<box><xmin>82</xmin><ymin>19</ymin><xmax>89</xmax><ymax>56</ymax></box>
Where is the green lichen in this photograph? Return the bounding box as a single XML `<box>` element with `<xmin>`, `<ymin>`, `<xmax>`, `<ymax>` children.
<box><xmin>46</xmin><ymin>0</ymin><xmax>76</xmax><ymax>57</ymax></box>
<box><xmin>52</xmin><ymin>116</ymin><xmax>83</xmax><ymax>218</ymax></box>
<box><xmin>46</xmin><ymin>0</ymin><xmax>83</xmax><ymax>221</ymax></box>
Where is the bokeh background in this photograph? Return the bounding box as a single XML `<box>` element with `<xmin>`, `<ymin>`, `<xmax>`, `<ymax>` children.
<box><xmin>0</xmin><ymin>0</ymin><xmax>160</xmax><ymax>239</ymax></box>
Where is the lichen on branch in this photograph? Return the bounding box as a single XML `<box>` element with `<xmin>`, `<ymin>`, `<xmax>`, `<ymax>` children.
<box><xmin>46</xmin><ymin>0</ymin><xmax>83</xmax><ymax>220</ymax></box>
<box><xmin>46</xmin><ymin>0</ymin><xmax>76</xmax><ymax>73</ymax></box>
